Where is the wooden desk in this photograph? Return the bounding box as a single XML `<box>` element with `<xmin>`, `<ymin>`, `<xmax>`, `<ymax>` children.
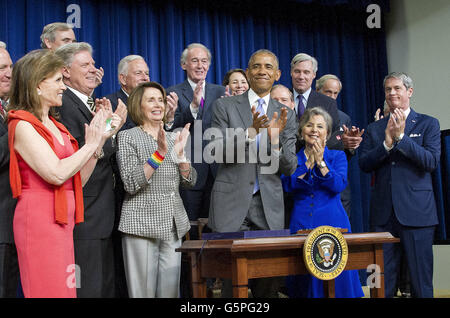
<box><xmin>177</xmin><ymin>232</ymin><xmax>399</xmax><ymax>298</ymax></box>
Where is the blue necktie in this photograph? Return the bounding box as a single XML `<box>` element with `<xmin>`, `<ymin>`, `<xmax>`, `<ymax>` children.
<box><xmin>297</xmin><ymin>95</ymin><xmax>305</xmax><ymax>119</ymax></box>
<box><xmin>254</xmin><ymin>98</ymin><xmax>265</xmax><ymax>194</ymax></box>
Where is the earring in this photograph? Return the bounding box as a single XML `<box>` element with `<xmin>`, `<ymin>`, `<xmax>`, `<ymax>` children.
<box><xmin>37</xmin><ymin>89</ymin><xmax>42</xmax><ymax>95</ymax></box>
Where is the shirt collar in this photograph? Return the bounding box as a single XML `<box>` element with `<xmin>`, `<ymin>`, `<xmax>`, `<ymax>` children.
<box><xmin>293</xmin><ymin>87</ymin><xmax>311</xmax><ymax>103</ymax></box>
<box><xmin>121</xmin><ymin>88</ymin><xmax>129</xmax><ymax>98</ymax></box>
<box><xmin>248</xmin><ymin>88</ymin><xmax>270</xmax><ymax>112</ymax></box>
<box><xmin>66</xmin><ymin>86</ymin><xmax>90</xmax><ymax>109</ymax></box>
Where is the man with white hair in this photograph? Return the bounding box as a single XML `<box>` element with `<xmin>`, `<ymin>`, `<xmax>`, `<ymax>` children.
<box><xmin>55</xmin><ymin>42</ymin><xmax>126</xmax><ymax>298</ymax></box>
<box><xmin>0</xmin><ymin>41</ymin><xmax>19</xmax><ymax>297</ymax></box>
<box><xmin>316</xmin><ymin>74</ymin><xmax>363</xmax><ymax>218</ymax></box>
<box><xmin>166</xmin><ymin>43</ymin><xmax>225</xmax><ymax>223</ymax></box>
<box><xmin>290</xmin><ymin>53</ymin><xmax>340</xmax><ymax>132</ymax></box>
<box><xmin>105</xmin><ymin>55</ymin><xmax>150</xmax><ymax>130</ymax></box>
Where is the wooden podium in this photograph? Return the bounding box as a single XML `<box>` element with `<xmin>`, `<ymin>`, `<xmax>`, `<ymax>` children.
<box><xmin>177</xmin><ymin>232</ymin><xmax>399</xmax><ymax>298</ymax></box>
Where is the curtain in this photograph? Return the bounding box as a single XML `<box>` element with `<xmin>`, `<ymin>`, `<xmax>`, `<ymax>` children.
<box><xmin>0</xmin><ymin>0</ymin><xmax>390</xmax><ymax>234</ymax></box>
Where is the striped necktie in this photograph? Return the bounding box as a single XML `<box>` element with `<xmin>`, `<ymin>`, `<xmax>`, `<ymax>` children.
<box><xmin>87</xmin><ymin>96</ymin><xmax>95</xmax><ymax>112</ymax></box>
<box><xmin>254</xmin><ymin>98</ymin><xmax>265</xmax><ymax>194</ymax></box>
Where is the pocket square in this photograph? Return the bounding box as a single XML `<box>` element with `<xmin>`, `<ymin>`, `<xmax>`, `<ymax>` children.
<box><xmin>409</xmin><ymin>133</ymin><xmax>421</xmax><ymax>138</ymax></box>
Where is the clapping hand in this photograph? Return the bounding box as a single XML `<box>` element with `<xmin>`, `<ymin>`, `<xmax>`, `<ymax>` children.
<box><xmin>166</xmin><ymin>92</ymin><xmax>178</xmax><ymax>123</ymax></box>
<box><xmin>174</xmin><ymin>123</ymin><xmax>191</xmax><ymax>160</ymax></box>
<box><xmin>385</xmin><ymin>108</ymin><xmax>406</xmax><ymax>147</ymax></box>
<box><xmin>342</xmin><ymin>125</ymin><xmax>364</xmax><ymax>150</ymax></box>
<box><xmin>156</xmin><ymin>122</ymin><xmax>168</xmax><ymax>157</ymax></box>
<box><xmin>267</xmin><ymin>107</ymin><xmax>288</xmax><ymax>145</ymax></box>
<box><xmin>248</xmin><ymin>105</ymin><xmax>269</xmax><ymax>139</ymax></box>
<box><xmin>192</xmin><ymin>79</ymin><xmax>204</xmax><ymax>109</ymax></box>
<box><xmin>85</xmin><ymin>109</ymin><xmax>107</xmax><ymax>149</ymax></box>
<box><xmin>95</xmin><ymin>67</ymin><xmax>104</xmax><ymax>88</ymax></box>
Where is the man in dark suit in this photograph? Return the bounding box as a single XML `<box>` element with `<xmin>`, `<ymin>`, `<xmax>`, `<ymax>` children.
<box><xmin>316</xmin><ymin>74</ymin><xmax>363</xmax><ymax>217</ymax></box>
<box><xmin>290</xmin><ymin>53</ymin><xmax>340</xmax><ymax>133</ymax></box>
<box><xmin>359</xmin><ymin>72</ymin><xmax>440</xmax><ymax>298</ymax></box>
<box><xmin>105</xmin><ymin>55</ymin><xmax>150</xmax><ymax>130</ymax></box>
<box><xmin>104</xmin><ymin>54</ymin><xmax>150</xmax><ymax>298</ymax></box>
<box><xmin>166</xmin><ymin>43</ymin><xmax>225</xmax><ymax>222</ymax></box>
<box><xmin>0</xmin><ymin>43</ymin><xmax>19</xmax><ymax>297</ymax></box>
<box><xmin>55</xmin><ymin>42</ymin><xmax>125</xmax><ymax>298</ymax></box>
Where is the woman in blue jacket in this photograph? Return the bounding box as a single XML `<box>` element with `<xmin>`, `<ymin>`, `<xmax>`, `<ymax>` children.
<box><xmin>281</xmin><ymin>107</ymin><xmax>363</xmax><ymax>298</ymax></box>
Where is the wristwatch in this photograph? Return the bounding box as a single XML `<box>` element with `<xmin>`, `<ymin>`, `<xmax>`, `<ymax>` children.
<box><xmin>318</xmin><ymin>161</ymin><xmax>327</xmax><ymax>168</ymax></box>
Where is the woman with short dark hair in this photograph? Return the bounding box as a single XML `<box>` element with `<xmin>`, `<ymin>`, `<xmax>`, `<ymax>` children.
<box><xmin>282</xmin><ymin>107</ymin><xmax>363</xmax><ymax>298</ymax></box>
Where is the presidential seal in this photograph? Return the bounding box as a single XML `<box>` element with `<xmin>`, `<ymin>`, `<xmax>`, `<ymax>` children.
<box><xmin>303</xmin><ymin>226</ymin><xmax>348</xmax><ymax>280</ymax></box>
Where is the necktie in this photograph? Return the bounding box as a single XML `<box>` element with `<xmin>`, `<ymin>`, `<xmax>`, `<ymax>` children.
<box><xmin>297</xmin><ymin>95</ymin><xmax>305</xmax><ymax>119</ymax></box>
<box><xmin>0</xmin><ymin>100</ymin><xmax>6</xmax><ymax>118</ymax></box>
<box><xmin>200</xmin><ymin>97</ymin><xmax>205</xmax><ymax>109</ymax></box>
<box><xmin>87</xmin><ymin>96</ymin><xmax>95</xmax><ymax>112</ymax></box>
<box><xmin>254</xmin><ymin>98</ymin><xmax>265</xmax><ymax>194</ymax></box>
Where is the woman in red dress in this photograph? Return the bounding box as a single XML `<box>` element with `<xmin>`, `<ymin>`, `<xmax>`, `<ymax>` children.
<box><xmin>7</xmin><ymin>49</ymin><xmax>119</xmax><ymax>298</ymax></box>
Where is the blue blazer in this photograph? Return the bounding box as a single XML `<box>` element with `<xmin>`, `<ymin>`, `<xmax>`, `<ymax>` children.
<box><xmin>359</xmin><ymin>108</ymin><xmax>441</xmax><ymax>227</ymax></box>
<box><xmin>281</xmin><ymin>147</ymin><xmax>350</xmax><ymax>233</ymax></box>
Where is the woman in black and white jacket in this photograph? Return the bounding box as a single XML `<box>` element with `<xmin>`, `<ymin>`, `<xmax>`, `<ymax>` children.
<box><xmin>116</xmin><ymin>81</ymin><xmax>196</xmax><ymax>298</ymax></box>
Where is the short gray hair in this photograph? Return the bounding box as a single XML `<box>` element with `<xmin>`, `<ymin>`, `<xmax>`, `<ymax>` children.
<box><xmin>316</xmin><ymin>74</ymin><xmax>342</xmax><ymax>91</ymax></box>
<box><xmin>383</xmin><ymin>72</ymin><xmax>414</xmax><ymax>90</ymax></box>
<box><xmin>180</xmin><ymin>43</ymin><xmax>211</xmax><ymax>66</ymax></box>
<box><xmin>118</xmin><ymin>55</ymin><xmax>145</xmax><ymax>78</ymax></box>
<box><xmin>290</xmin><ymin>53</ymin><xmax>318</xmax><ymax>73</ymax></box>
<box><xmin>54</xmin><ymin>42</ymin><xmax>93</xmax><ymax>68</ymax></box>
<box><xmin>298</xmin><ymin>107</ymin><xmax>333</xmax><ymax>140</ymax></box>
<box><xmin>40</xmin><ymin>22</ymin><xmax>73</xmax><ymax>49</ymax></box>
<box><xmin>0</xmin><ymin>41</ymin><xmax>6</xmax><ymax>49</ymax></box>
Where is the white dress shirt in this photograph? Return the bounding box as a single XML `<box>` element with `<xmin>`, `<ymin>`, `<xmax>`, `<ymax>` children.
<box><xmin>66</xmin><ymin>86</ymin><xmax>91</xmax><ymax>112</ymax></box>
<box><xmin>293</xmin><ymin>87</ymin><xmax>311</xmax><ymax>115</ymax></box>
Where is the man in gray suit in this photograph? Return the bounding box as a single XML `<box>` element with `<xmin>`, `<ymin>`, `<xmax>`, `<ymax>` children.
<box><xmin>209</xmin><ymin>49</ymin><xmax>297</xmax><ymax>233</ymax></box>
<box><xmin>208</xmin><ymin>50</ymin><xmax>297</xmax><ymax>297</ymax></box>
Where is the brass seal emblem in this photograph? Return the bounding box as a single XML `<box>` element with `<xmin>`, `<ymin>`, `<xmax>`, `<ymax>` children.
<box><xmin>303</xmin><ymin>226</ymin><xmax>348</xmax><ymax>280</ymax></box>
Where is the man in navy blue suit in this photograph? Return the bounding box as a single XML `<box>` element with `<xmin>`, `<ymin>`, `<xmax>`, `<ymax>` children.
<box><xmin>290</xmin><ymin>53</ymin><xmax>340</xmax><ymax>133</ymax></box>
<box><xmin>105</xmin><ymin>55</ymin><xmax>150</xmax><ymax>130</ymax></box>
<box><xmin>166</xmin><ymin>43</ymin><xmax>225</xmax><ymax>222</ymax></box>
<box><xmin>359</xmin><ymin>72</ymin><xmax>441</xmax><ymax>298</ymax></box>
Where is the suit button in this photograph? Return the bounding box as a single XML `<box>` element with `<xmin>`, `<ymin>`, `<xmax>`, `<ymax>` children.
<box><xmin>310</xmin><ymin>203</ymin><xmax>314</xmax><ymax>207</ymax></box>
<box><xmin>310</xmin><ymin>194</ymin><xmax>314</xmax><ymax>198</ymax></box>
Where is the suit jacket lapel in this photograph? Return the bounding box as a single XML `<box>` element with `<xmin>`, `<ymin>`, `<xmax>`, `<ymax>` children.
<box><xmin>181</xmin><ymin>80</ymin><xmax>194</xmax><ymax>108</ymax></box>
<box><xmin>404</xmin><ymin>108</ymin><xmax>418</xmax><ymax>137</ymax></box>
<box><xmin>235</xmin><ymin>91</ymin><xmax>252</xmax><ymax>128</ymax></box>
<box><xmin>64</xmin><ymin>88</ymin><xmax>93</xmax><ymax>122</ymax></box>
